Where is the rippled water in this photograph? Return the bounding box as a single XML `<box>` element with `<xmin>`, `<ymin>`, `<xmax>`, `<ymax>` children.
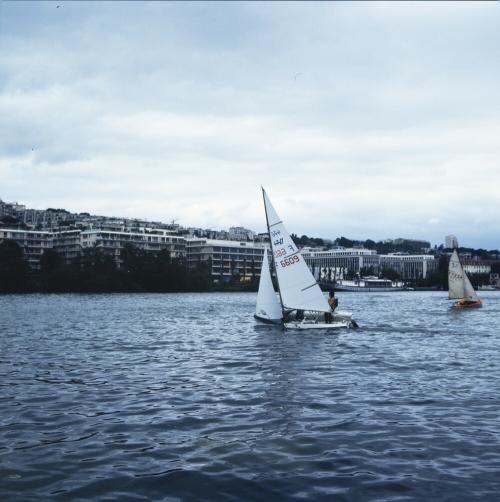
<box><xmin>1</xmin><ymin>292</ymin><xmax>500</xmax><ymax>501</ymax></box>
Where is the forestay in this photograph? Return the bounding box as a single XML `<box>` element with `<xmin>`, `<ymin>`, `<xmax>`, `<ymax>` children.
<box><xmin>255</xmin><ymin>248</ymin><xmax>282</xmax><ymax>321</ymax></box>
<box><xmin>262</xmin><ymin>189</ymin><xmax>330</xmax><ymax>313</ymax></box>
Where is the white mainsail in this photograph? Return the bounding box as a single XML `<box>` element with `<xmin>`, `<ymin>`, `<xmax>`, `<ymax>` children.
<box><xmin>448</xmin><ymin>250</ymin><xmax>464</xmax><ymax>299</ymax></box>
<box><xmin>255</xmin><ymin>248</ymin><xmax>282</xmax><ymax>322</ymax></box>
<box><xmin>262</xmin><ymin>189</ymin><xmax>331</xmax><ymax>313</ymax></box>
<box><xmin>448</xmin><ymin>249</ymin><xmax>479</xmax><ymax>301</ymax></box>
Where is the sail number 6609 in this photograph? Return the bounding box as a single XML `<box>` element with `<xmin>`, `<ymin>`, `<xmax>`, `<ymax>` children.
<box><xmin>280</xmin><ymin>255</ymin><xmax>299</xmax><ymax>267</ymax></box>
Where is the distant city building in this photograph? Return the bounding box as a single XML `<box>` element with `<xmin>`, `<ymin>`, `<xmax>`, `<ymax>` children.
<box><xmin>386</xmin><ymin>238</ymin><xmax>432</xmax><ymax>253</ymax></box>
<box><xmin>491</xmin><ymin>273</ymin><xmax>500</xmax><ymax>288</ymax></box>
<box><xmin>302</xmin><ymin>248</ymin><xmax>379</xmax><ymax>280</ymax></box>
<box><xmin>445</xmin><ymin>235</ymin><xmax>459</xmax><ymax>249</ymax></box>
<box><xmin>79</xmin><ymin>228</ymin><xmax>186</xmax><ymax>269</ymax></box>
<box><xmin>463</xmin><ymin>262</ymin><xmax>491</xmax><ymax>275</ymax></box>
<box><xmin>302</xmin><ymin>247</ymin><xmax>438</xmax><ymax>281</ymax></box>
<box><xmin>186</xmin><ymin>238</ymin><xmax>267</xmax><ymax>281</ymax></box>
<box><xmin>379</xmin><ymin>253</ymin><xmax>437</xmax><ymax>280</ymax></box>
<box><xmin>254</xmin><ymin>232</ymin><xmax>270</xmax><ymax>243</ymax></box>
<box><xmin>0</xmin><ymin>229</ymin><xmax>52</xmax><ymax>270</ymax></box>
<box><xmin>0</xmin><ymin>227</ymin><xmax>185</xmax><ymax>270</ymax></box>
<box><xmin>228</xmin><ymin>226</ymin><xmax>255</xmax><ymax>241</ymax></box>
<box><xmin>2</xmin><ymin>196</ymin><xmax>496</xmax><ymax>284</ymax></box>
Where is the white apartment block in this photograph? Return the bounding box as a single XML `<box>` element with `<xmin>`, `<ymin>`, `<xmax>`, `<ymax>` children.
<box><xmin>0</xmin><ymin>229</ymin><xmax>53</xmax><ymax>270</ymax></box>
<box><xmin>379</xmin><ymin>254</ymin><xmax>437</xmax><ymax>280</ymax></box>
<box><xmin>302</xmin><ymin>248</ymin><xmax>379</xmax><ymax>280</ymax></box>
<box><xmin>0</xmin><ymin>227</ymin><xmax>186</xmax><ymax>270</ymax></box>
<box><xmin>186</xmin><ymin>238</ymin><xmax>268</xmax><ymax>281</ymax></box>
<box><xmin>463</xmin><ymin>262</ymin><xmax>491</xmax><ymax>275</ymax></box>
<box><xmin>80</xmin><ymin>229</ymin><xmax>186</xmax><ymax>268</ymax></box>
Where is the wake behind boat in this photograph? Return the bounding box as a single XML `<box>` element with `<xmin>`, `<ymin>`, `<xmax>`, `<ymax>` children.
<box><xmin>448</xmin><ymin>249</ymin><xmax>482</xmax><ymax>309</ymax></box>
<box><xmin>257</xmin><ymin>188</ymin><xmax>357</xmax><ymax>330</ymax></box>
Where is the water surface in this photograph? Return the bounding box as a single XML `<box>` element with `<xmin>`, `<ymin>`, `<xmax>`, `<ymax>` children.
<box><xmin>1</xmin><ymin>292</ymin><xmax>500</xmax><ymax>500</ymax></box>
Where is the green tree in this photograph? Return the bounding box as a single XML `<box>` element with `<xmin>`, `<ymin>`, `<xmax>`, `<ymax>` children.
<box><xmin>0</xmin><ymin>240</ymin><xmax>29</xmax><ymax>292</ymax></box>
<box><xmin>380</xmin><ymin>267</ymin><xmax>401</xmax><ymax>281</ymax></box>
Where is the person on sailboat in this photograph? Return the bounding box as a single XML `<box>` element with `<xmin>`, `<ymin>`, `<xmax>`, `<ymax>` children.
<box><xmin>325</xmin><ymin>291</ymin><xmax>338</xmax><ymax>323</ymax></box>
<box><xmin>295</xmin><ymin>309</ymin><xmax>304</xmax><ymax>321</ymax></box>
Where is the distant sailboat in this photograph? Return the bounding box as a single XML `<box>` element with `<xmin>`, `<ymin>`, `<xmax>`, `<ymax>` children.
<box><xmin>448</xmin><ymin>249</ymin><xmax>482</xmax><ymax>309</ymax></box>
<box><xmin>254</xmin><ymin>248</ymin><xmax>282</xmax><ymax>324</ymax></box>
<box><xmin>259</xmin><ymin>187</ymin><xmax>356</xmax><ymax>329</ymax></box>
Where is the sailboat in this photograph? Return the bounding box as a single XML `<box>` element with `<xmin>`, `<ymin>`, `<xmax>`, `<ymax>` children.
<box><xmin>448</xmin><ymin>249</ymin><xmax>482</xmax><ymax>309</ymax></box>
<box><xmin>255</xmin><ymin>248</ymin><xmax>282</xmax><ymax>324</ymax></box>
<box><xmin>258</xmin><ymin>187</ymin><xmax>356</xmax><ymax>329</ymax></box>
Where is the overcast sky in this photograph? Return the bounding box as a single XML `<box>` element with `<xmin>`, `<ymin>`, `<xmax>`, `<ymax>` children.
<box><xmin>1</xmin><ymin>1</ymin><xmax>499</xmax><ymax>248</ymax></box>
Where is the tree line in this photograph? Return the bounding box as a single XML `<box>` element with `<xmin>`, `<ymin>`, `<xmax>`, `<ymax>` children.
<box><xmin>0</xmin><ymin>241</ymin><xmax>213</xmax><ymax>293</ymax></box>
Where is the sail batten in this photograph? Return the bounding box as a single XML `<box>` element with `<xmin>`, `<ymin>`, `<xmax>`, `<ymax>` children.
<box><xmin>262</xmin><ymin>189</ymin><xmax>330</xmax><ymax>313</ymax></box>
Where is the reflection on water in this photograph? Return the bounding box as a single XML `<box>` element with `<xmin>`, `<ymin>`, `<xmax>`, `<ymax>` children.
<box><xmin>1</xmin><ymin>292</ymin><xmax>500</xmax><ymax>500</ymax></box>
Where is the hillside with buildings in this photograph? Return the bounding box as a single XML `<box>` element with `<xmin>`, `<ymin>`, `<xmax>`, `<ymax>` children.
<box><xmin>1</xmin><ymin>197</ymin><xmax>499</xmax><ymax>292</ymax></box>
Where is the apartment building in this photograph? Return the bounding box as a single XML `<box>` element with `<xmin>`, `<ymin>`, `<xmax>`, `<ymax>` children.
<box><xmin>0</xmin><ymin>229</ymin><xmax>53</xmax><ymax>270</ymax></box>
<box><xmin>80</xmin><ymin>229</ymin><xmax>186</xmax><ymax>268</ymax></box>
<box><xmin>301</xmin><ymin>247</ymin><xmax>379</xmax><ymax>280</ymax></box>
<box><xmin>379</xmin><ymin>253</ymin><xmax>438</xmax><ymax>280</ymax></box>
<box><xmin>186</xmin><ymin>238</ymin><xmax>268</xmax><ymax>281</ymax></box>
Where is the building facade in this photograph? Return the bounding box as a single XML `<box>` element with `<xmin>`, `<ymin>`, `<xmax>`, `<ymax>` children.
<box><xmin>0</xmin><ymin>227</ymin><xmax>186</xmax><ymax>270</ymax></box>
<box><xmin>445</xmin><ymin>235</ymin><xmax>459</xmax><ymax>249</ymax></box>
<box><xmin>0</xmin><ymin>229</ymin><xmax>53</xmax><ymax>270</ymax></box>
<box><xmin>379</xmin><ymin>254</ymin><xmax>438</xmax><ymax>280</ymax></box>
<box><xmin>302</xmin><ymin>248</ymin><xmax>379</xmax><ymax>280</ymax></box>
<box><xmin>301</xmin><ymin>248</ymin><xmax>438</xmax><ymax>281</ymax></box>
<box><xmin>80</xmin><ymin>229</ymin><xmax>186</xmax><ymax>268</ymax></box>
<box><xmin>186</xmin><ymin>238</ymin><xmax>268</xmax><ymax>281</ymax></box>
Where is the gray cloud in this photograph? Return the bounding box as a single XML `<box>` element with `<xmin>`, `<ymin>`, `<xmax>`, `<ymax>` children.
<box><xmin>1</xmin><ymin>1</ymin><xmax>499</xmax><ymax>248</ymax></box>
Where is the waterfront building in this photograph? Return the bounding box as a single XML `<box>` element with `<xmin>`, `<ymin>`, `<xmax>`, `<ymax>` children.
<box><xmin>53</xmin><ymin>229</ymin><xmax>85</xmax><ymax>263</ymax></box>
<box><xmin>0</xmin><ymin>227</ymin><xmax>186</xmax><ymax>270</ymax></box>
<box><xmin>301</xmin><ymin>248</ymin><xmax>379</xmax><ymax>280</ymax></box>
<box><xmin>491</xmin><ymin>273</ymin><xmax>500</xmax><ymax>288</ymax></box>
<box><xmin>80</xmin><ymin>229</ymin><xmax>186</xmax><ymax>268</ymax></box>
<box><xmin>0</xmin><ymin>228</ymin><xmax>53</xmax><ymax>270</ymax></box>
<box><xmin>186</xmin><ymin>238</ymin><xmax>268</xmax><ymax>281</ymax></box>
<box><xmin>379</xmin><ymin>253</ymin><xmax>437</xmax><ymax>280</ymax></box>
<box><xmin>462</xmin><ymin>261</ymin><xmax>491</xmax><ymax>275</ymax></box>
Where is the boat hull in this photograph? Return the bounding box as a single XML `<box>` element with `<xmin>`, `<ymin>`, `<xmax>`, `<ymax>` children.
<box><xmin>333</xmin><ymin>286</ymin><xmax>404</xmax><ymax>292</ymax></box>
<box><xmin>451</xmin><ymin>300</ymin><xmax>482</xmax><ymax>309</ymax></box>
<box><xmin>254</xmin><ymin>314</ymin><xmax>282</xmax><ymax>325</ymax></box>
<box><xmin>284</xmin><ymin>319</ymin><xmax>354</xmax><ymax>330</ymax></box>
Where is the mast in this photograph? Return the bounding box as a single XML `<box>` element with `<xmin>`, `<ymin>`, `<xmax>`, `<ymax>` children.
<box><xmin>262</xmin><ymin>187</ymin><xmax>285</xmax><ymax>320</ymax></box>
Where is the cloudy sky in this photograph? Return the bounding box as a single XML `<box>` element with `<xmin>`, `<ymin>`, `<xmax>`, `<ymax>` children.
<box><xmin>1</xmin><ymin>1</ymin><xmax>499</xmax><ymax>248</ymax></box>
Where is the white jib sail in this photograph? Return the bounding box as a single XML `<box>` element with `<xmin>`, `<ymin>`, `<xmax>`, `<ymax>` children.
<box><xmin>463</xmin><ymin>271</ymin><xmax>479</xmax><ymax>301</ymax></box>
<box><xmin>262</xmin><ymin>189</ymin><xmax>331</xmax><ymax>313</ymax></box>
<box><xmin>448</xmin><ymin>250</ymin><xmax>465</xmax><ymax>299</ymax></box>
<box><xmin>255</xmin><ymin>248</ymin><xmax>282</xmax><ymax>321</ymax></box>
